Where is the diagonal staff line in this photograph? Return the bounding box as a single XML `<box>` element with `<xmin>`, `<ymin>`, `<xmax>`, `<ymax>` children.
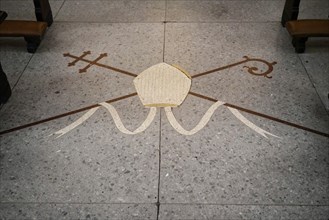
<box><xmin>189</xmin><ymin>91</ymin><xmax>329</xmax><ymax>138</ymax></box>
<box><xmin>0</xmin><ymin>93</ymin><xmax>137</xmax><ymax>136</ymax></box>
<box><xmin>64</xmin><ymin>53</ymin><xmax>137</xmax><ymax>77</ymax></box>
<box><xmin>192</xmin><ymin>56</ymin><xmax>276</xmax><ymax>79</ymax></box>
<box><xmin>192</xmin><ymin>59</ymin><xmax>249</xmax><ymax>78</ymax></box>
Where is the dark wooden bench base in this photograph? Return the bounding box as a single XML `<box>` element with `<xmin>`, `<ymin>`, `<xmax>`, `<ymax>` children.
<box><xmin>0</xmin><ymin>63</ymin><xmax>11</xmax><ymax>104</ymax></box>
<box><xmin>24</xmin><ymin>36</ymin><xmax>43</xmax><ymax>53</ymax></box>
<box><xmin>286</xmin><ymin>19</ymin><xmax>329</xmax><ymax>53</ymax></box>
<box><xmin>281</xmin><ymin>0</ymin><xmax>301</xmax><ymax>27</ymax></box>
<box><xmin>291</xmin><ymin>37</ymin><xmax>308</xmax><ymax>53</ymax></box>
<box><xmin>0</xmin><ymin>20</ymin><xmax>48</xmax><ymax>53</ymax></box>
<box><xmin>33</xmin><ymin>0</ymin><xmax>53</xmax><ymax>26</ymax></box>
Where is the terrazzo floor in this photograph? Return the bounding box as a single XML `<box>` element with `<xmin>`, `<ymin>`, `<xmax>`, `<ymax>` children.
<box><xmin>0</xmin><ymin>0</ymin><xmax>328</xmax><ymax>219</ymax></box>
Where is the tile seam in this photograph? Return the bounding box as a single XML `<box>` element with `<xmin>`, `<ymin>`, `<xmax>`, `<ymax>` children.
<box><xmin>52</xmin><ymin>0</ymin><xmax>66</xmax><ymax>20</ymax></box>
<box><xmin>50</xmin><ymin>20</ymin><xmax>281</xmax><ymax>24</ymax></box>
<box><xmin>0</xmin><ymin>202</ymin><xmax>156</xmax><ymax>205</ymax></box>
<box><xmin>296</xmin><ymin>55</ymin><xmax>329</xmax><ymax>115</ymax></box>
<box><xmin>1</xmin><ymin>202</ymin><xmax>328</xmax><ymax>207</ymax></box>
<box><xmin>159</xmin><ymin>203</ymin><xmax>329</xmax><ymax>206</ymax></box>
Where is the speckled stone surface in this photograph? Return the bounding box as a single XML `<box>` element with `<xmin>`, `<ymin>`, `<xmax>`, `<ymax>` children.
<box><xmin>165</xmin><ymin>23</ymin><xmax>329</xmax><ymax>132</ymax></box>
<box><xmin>0</xmin><ymin>203</ymin><xmax>156</xmax><ymax>219</ymax></box>
<box><xmin>1</xmin><ymin>0</ymin><xmax>329</xmax><ymax>219</ymax></box>
<box><xmin>298</xmin><ymin>0</ymin><xmax>329</xmax><ymax>19</ymax></box>
<box><xmin>298</xmin><ymin>43</ymin><xmax>329</xmax><ymax>111</ymax></box>
<box><xmin>0</xmin><ymin>0</ymin><xmax>63</xmax><ymax>95</ymax></box>
<box><xmin>1</xmin><ymin>0</ymin><xmax>64</xmax><ymax>21</ymax></box>
<box><xmin>0</xmin><ymin>96</ymin><xmax>160</xmax><ymax>203</ymax></box>
<box><xmin>55</xmin><ymin>0</ymin><xmax>165</xmax><ymax>22</ymax></box>
<box><xmin>166</xmin><ymin>0</ymin><xmax>285</xmax><ymax>22</ymax></box>
<box><xmin>0</xmin><ymin>41</ymin><xmax>33</xmax><ymax>88</ymax></box>
<box><xmin>159</xmin><ymin>204</ymin><xmax>329</xmax><ymax>220</ymax></box>
<box><xmin>0</xmin><ymin>22</ymin><xmax>164</xmax><ymax>131</ymax></box>
<box><xmin>159</xmin><ymin>95</ymin><xmax>329</xmax><ymax>203</ymax></box>
<box><xmin>159</xmin><ymin>16</ymin><xmax>329</xmax><ymax>219</ymax></box>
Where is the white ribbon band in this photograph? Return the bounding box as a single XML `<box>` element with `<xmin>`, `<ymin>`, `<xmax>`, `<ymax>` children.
<box><xmin>53</xmin><ymin>107</ymin><xmax>100</xmax><ymax>138</ymax></box>
<box><xmin>164</xmin><ymin>101</ymin><xmax>225</xmax><ymax>135</ymax></box>
<box><xmin>52</xmin><ymin>101</ymin><xmax>278</xmax><ymax>138</ymax></box>
<box><xmin>99</xmin><ymin>102</ymin><xmax>156</xmax><ymax>135</ymax></box>
<box><xmin>227</xmin><ymin>107</ymin><xmax>279</xmax><ymax>138</ymax></box>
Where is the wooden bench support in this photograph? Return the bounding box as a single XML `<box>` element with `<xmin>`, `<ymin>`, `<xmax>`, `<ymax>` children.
<box><xmin>281</xmin><ymin>0</ymin><xmax>301</xmax><ymax>27</ymax></box>
<box><xmin>291</xmin><ymin>37</ymin><xmax>308</xmax><ymax>53</ymax></box>
<box><xmin>24</xmin><ymin>36</ymin><xmax>43</xmax><ymax>53</ymax></box>
<box><xmin>0</xmin><ymin>20</ymin><xmax>47</xmax><ymax>53</ymax></box>
<box><xmin>0</xmin><ymin>63</ymin><xmax>11</xmax><ymax>104</ymax></box>
<box><xmin>33</xmin><ymin>0</ymin><xmax>53</xmax><ymax>26</ymax></box>
<box><xmin>286</xmin><ymin>19</ymin><xmax>329</xmax><ymax>53</ymax></box>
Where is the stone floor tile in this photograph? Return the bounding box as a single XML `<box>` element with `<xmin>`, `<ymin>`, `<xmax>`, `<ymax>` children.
<box><xmin>298</xmin><ymin>0</ymin><xmax>329</xmax><ymax>19</ymax></box>
<box><xmin>1</xmin><ymin>0</ymin><xmax>64</xmax><ymax>21</ymax></box>
<box><xmin>159</xmin><ymin>95</ymin><xmax>329</xmax><ymax>204</ymax></box>
<box><xmin>0</xmin><ymin>99</ymin><xmax>160</xmax><ymax>203</ymax></box>
<box><xmin>0</xmin><ymin>42</ymin><xmax>32</xmax><ymax>88</ymax></box>
<box><xmin>0</xmin><ymin>0</ymin><xmax>328</xmax><ymax>219</ymax></box>
<box><xmin>0</xmin><ymin>1</ymin><xmax>64</xmax><ymax>88</ymax></box>
<box><xmin>159</xmin><ymin>204</ymin><xmax>329</xmax><ymax>220</ymax></box>
<box><xmin>0</xmin><ymin>22</ymin><xmax>164</xmax><ymax>131</ymax></box>
<box><xmin>164</xmin><ymin>23</ymin><xmax>329</xmax><ymax>132</ymax></box>
<box><xmin>0</xmin><ymin>203</ymin><xmax>156</xmax><ymax>220</ymax></box>
<box><xmin>166</xmin><ymin>0</ymin><xmax>285</xmax><ymax>22</ymax></box>
<box><xmin>55</xmin><ymin>0</ymin><xmax>165</xmax><ymax>22</ymax></box>
<box><xmin>298</xmin><ymin>42</ymin><xmax>329</xmax><ymax>111</ymax></box>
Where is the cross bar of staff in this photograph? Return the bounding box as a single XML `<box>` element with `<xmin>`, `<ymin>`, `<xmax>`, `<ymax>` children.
<box><xmin>64</xmin><ymin>51</ymin><xmax>91</xmax><ymax>67</ymax></box>
<box><xmin>64</xmin><ymin>52</ymin><xmax>137</xmax><ymax>77</ymax></box>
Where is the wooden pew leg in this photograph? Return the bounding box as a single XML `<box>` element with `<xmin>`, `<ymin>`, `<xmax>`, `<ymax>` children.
<box><xmin>24</xmin><ymin>36</ymin><xmax>42</xmax><ymax>53</ymax></box>
<box><xmin>281</xmin><ymin>0</ymin><xmax>301</xmax><ymax>27</ymax></box>
<box><xmin>292</xmin><ymin>37</ymin><xmax>308</xmax><ymax>53</ymax></box>
<box><xmin>0</xmin><ymin>63</ymin><xmax>12</xmax><ymax>104</ymax></box>
<box><xmin>33</xmin><ymin>0</ymin><xmax>53</xmax><ymax>27</ymax></box>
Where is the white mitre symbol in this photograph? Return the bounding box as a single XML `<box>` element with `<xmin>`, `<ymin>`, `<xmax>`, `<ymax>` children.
<box><xmin>134</xmin><ymin>63</ymin><xmax>191</xmax><ymax>107</ymax></box>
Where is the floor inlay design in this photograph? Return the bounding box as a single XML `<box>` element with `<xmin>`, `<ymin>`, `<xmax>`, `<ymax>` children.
<box><xmin>0</xmin><ymin>52</ymin><xmax>328</xmax><ymax>138</ymax></box>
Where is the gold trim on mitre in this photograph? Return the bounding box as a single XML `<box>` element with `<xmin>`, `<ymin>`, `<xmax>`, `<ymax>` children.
<box><xmin>171</xmin><ymin>64</ymin><xmax>192</xmax><ymax>79</ymax></box>
<box><xmin>145</xmin><ymin>103</ymin><xmax>178</xmax><ymax>107</ymax></box>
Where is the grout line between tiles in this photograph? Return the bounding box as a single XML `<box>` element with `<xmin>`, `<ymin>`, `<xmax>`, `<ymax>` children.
<box><xmin>164</xmin><ymin>0</ymin><xmax>168</xmax><ymax>23</ymax></box>
<box><xmin>157</xmin><ymin>10</ymin><xmax>167</xmax><ymax>218</ymax></box>
<box><xmin>0</xmin><ymin>0</ymin><xmax>64</xmax><ymax>113</ymax></box>
<box><xmin>0</xmin><ymin>0</ymin><xmax>286</xmax><ymax>1</ymax></box>
<box><xmin>159</xmin><ymin>203</ymin><xmax>329</xmax><ymax>207</ymax></box>
<box><xmin>165</xmin><ymin>0</ymin><xmax>282</xmax><ymax>2</ymax></box>
<box><xmin>10</xmin><ymin>53</ymin><xmax>34</xmax><ymax>93</ymax></box>
<box><xmin>0</xmin><ymin>201</ymin><xmax>328</xmax><ymax>207</ymax></box>
<box><xmin>51</xmin><ymin>20</ymin><xmax>281</xmax><ymax>24</ymax></box>
<box><xmin>296</xmin><ymin>54</ymin><xmax>329</xmax><ymax>115</ymax></box>
<box><xmin>156</xmin><ymin>109</ymin><xmax>162</xmax><ymax>220</ymax></box>
<box><xmin>0</xmin><ymin>202</ymin><xmax>155</xmax><ymax>205</ymax></box>
<box><xmin>53</xmin><ymin>0</ymin><xmax>66</xmax><ymax>20</ymax></box>
<box><xmin>162</xmin><ymin>23</ymin><xmax>167</xmax><ymax>61</ymax></box>
<box><xmin>164</xmin><ymin>20</ymin><xmax>281</xmax><ymax>24</ymax></box>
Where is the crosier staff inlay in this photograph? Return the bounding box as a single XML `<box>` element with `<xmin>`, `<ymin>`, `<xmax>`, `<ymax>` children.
<box><xmin>0</xmin><ymin>52</ymin><xmax>328</xmax><ymax>138</ymax></box>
